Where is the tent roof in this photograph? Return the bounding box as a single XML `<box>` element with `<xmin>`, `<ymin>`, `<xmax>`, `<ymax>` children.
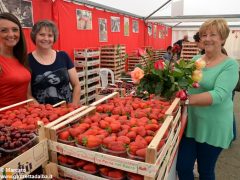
<box><xmin>74</xmin><ymin>0</ymin><xmax>240</xmax><ymax>28</ymax></box>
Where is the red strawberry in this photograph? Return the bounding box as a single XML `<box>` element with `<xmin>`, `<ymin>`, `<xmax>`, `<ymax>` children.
<box><xmin>145</xmin><ymin>124</ymin><xmax>159</xmax><ymax>131</ymax></box>
<box><xmin>99</xmin><ymin>167</ymin><xmax>109</xmax><ymax>176</ymax></box>
<box><xmin>82</xmin><ymin>135</ymin><xmax>102</xmax><ymax>148</ymax></box>
<box><xmin>108</xmin><ymin>170</ymin><xmax>124</xmax><ymax>179</ymax></box>
<box><xmin>157</xmin><ymin>139</ymin><xmax>165</xmax><ymax>151</ymax></box>
<box><xmin>136</xmin><ymin>148</ymin><xmax>146</xmax><ymax>158</ymax></box>
<box><xmin>83</xmin><ymin>163</ymin><xmax>97</xmax><ymax>172</ymax></box>
<box><xmin>126</xmin><ymin>131</ymin><xmax>137</xmax><ymax>140</ymax></box>
<box><xmin>75</xmin><ymin>160</ymin><xmax>87</xmax><ymax>168</ymax></box>
<box><xmin>117</xmin><ymin>136</ymin><xmax>130</xmax><ymax>145</ymax></box>
<box><xmin>58</xmin><ymin>130</ymin><xmax>71</xmax><ymax>141</ymax></box>
<box><xmin>146</xmin><ymin>130</ymin><xmax>155</xmax><ymax>136</ymax></box>
<box><xmin>57</xmin><ymin>155</ymin><xmax>68</xmax><ymax>164</ymax></box>
<box><xmin>103</xmin><ymin>136</ymin><xmax>116</xmax><ymax>146</ymax></box>
<box><xmin>108</xmin><ymin>141</ymin><xmax>126</xmax><ymax>151</ymax></box>
<box><xmin>136</xmin><ymin>126</ymin><xmax>146</xmax><ymax>137</ymax></box>
<box><xmin>127</xmin><ymin>172</ymin><xmax>144</xmax><ymax>180</ymax></box>
<box><xmin>145</xmin><ymin>136</ymin><xmax>154</xmax><ymax>144</ymax></box>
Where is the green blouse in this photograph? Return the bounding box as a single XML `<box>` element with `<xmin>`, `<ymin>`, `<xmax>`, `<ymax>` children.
<box><xmin>186</xmin><ymin>55</ymin><xmax>239</xmax><ymax>149</ymax></box>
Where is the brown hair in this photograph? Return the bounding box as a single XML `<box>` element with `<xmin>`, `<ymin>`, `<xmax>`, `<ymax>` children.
<box><xmin>199</xmin><ymin>18</ymin><xmax>230</xmax><ymax>45</ymax></box>
<box><xmin>0</xmin><ymin>12</ymin><xmax>28</xmax><ymax>68</ymax></box>
<box><xmin>30</xmin><ymin>20</ymin><xmax>59</xmax><ymax>44</ymax></box>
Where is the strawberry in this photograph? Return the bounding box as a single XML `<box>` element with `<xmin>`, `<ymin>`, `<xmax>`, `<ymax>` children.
<box><xmin>118</xmin><ymin>129</ymin><xmax>128</xmax><ymax>136</ymax></box>
<box><xmin>128</xmin><ymin>142</ymin><xmax>140</xmax><ymax>155</ymax></box>
<box><xmin>48</xmin><ymin>114</ymin><xmax>58</xmax><ymax>122</ymax></box>
<box><xmin>145</xmin><ymin>124</ymin><xmax>159</xmax><ymax>131</ymax></box>
<box><xmin>127</xmin><ymin>172</ymin><xmax>144</xmax><ymax>180</ymax></box>
<box><xmin>58</xmin><ymin>130</ymin><xmax>71</xmax><ymax>141</ymax></box>
<box><xmin>83</xmin><ymin>163</ymin><xmax>97</xmax><ymax>172</ymax></box>
<box><xmin>99</xmin><ymin>167</ymin><xmax>109</xmax><ymax>176</ymax></box>
<box><xmin>136</xmin><ymin>126</ymin><xmax>146</xmax><ymax>137</ymax></box>
<box><xmin>82</xmin><ymin>135</ymin><xmax>102</xmax><ymax>148</ymax></box>
<box><xmin>103</xmin><ymin>136</ymin><xmax>116</xmax><ymax>146</ymax></box>
<box><xmin>146</xmin><ymin>130</ymin><xmax>155</xmax><ymax>136</ymax></box>
<box><xmin>57</xmin><ymin>155</ymin><xmax>68</xmax><ymax>164</ymax></box>
<box><xmin>67</xmin><ymin>156</ymin><xmax>77</xmax><ymax>165</ymax></box>
<box><xmin>75</xmin><ymin>160</ymin><xmax>87</xmax><ymax>168</ymax></box>
<box><xmin>136</xmin><ymin>148</ymin><xmax>146</xmax><ymax>158</ymax></box>
<box><xmin>109</xmin><ymin>122</ymin><xmax>121</xmax><ymax>132</ymax></box>
<box><xmin>157</xmin><ymin>140</ymin><xmax>165</xmax><ymax>151</ymax></box>
<box><xmin>108</xmin><ymin>141</ymin><xmax>125</xmax><ymax>151</ymax></box>
<box><xmin>145</xmin><ymin>136</ymin><xmax>154</xmax><ymax>144</ymax></box>
<box><xmin>108</xmin><ymin>170</ymin><xmax>124</xmax><ymax>179</ymax></box>
<box><xmin>117</xmin><ymin>136</ymin><xmax>130</xmax><ymax>145</ymax></box>
<box><xmin>96</xmin><ymin>105</ymin><xmax>104</xmax><ymax>113</ymax></box>
<box><xmin>126</xmin><ymin>131</ymin><xmax>137</xmax><ymax>140</ymax></box>
<box><xmin>99</xmin><ymin>120</ymin><xmax>109</xmax><ymax>129</ymax></box>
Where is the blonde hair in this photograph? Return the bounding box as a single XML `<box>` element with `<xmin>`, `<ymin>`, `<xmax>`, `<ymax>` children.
<box><xmin>199</xmin><ymin>19</ymin><xmax>230</xmax><ymax>43</ymax></box>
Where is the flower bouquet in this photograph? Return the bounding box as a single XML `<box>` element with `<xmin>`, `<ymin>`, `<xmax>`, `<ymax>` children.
<box><xmin>131</xmin><ymin>48</ymin><xmax>205</xmax><ymax>100</ymax></box>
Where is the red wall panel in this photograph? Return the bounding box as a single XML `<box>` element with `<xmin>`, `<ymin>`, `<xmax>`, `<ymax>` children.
<box><xmin>22</xmin><ymin>0</ymin><xmax>172</xmax><ymax>60</ymax></box>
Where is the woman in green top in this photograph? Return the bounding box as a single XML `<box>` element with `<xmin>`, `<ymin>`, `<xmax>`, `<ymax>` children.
<box><xmin>176</xmin><ymin>19</ymin><xmax>239</xmax><ymax>180</ymax></box>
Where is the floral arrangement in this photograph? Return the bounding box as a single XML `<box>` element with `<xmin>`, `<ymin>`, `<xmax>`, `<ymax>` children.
<box><xmin>172</xmin><ymin>44</ymin><xmax>181</xmax><ymax>54</ymax></box>
<box><xmin>131</xmin><ymin>48</ymin><xmax>206</xmax><ymax>100</ymax></box>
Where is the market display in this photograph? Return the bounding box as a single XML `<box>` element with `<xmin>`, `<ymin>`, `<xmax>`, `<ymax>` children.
<box><xmin>0</xmin><ymin>125</ymin><xmax>37</xmax><ymax>166</ymax></box>
<box><xmin>44</xmin><ymin>92</ymin><xmax>182</xmax><ymax>180</ymax></box>
<box><xmin>0</xmin><ymin>103</ymin><xmax>80</xmax><ymax>131</ymax></box>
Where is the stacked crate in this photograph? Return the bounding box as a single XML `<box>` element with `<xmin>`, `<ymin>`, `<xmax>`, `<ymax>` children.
<box><xmin>76</xmin><ymin>70</ymin><xmax>86</xmax><ymax>105</ymax></box>
<box><xmin>180</xmin><ymin>42</ymin><xmax>199</xmax><ymax>60</ymax></box>
<box><xmin>153</xmin><ymin>49</ymin><xmax>167</xmax><ymax>61</ymax></box>
<box><xmin>128</xmin><ymin>52</ymin><xmax>146</xmax><ymax>71</ymax></box>
<box><xmin>100</xmin><ymin>44</ymin><xmax>126</xmax><ymax>80</ymax></box>
<box><xmin>74</xmin><ymin>48</ymin><xmax>100</xmax><ymax>105</ymax></box>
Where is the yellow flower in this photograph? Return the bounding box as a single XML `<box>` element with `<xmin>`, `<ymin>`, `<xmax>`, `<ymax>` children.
<box><xmin>195</xmin><ymin>58</ymin><xmax>206</xmax><ymax>70</ymax></box>
<box><xmin>131</xmin><ymin>67</ymin><xmax>144</xmax><ymax>84</ymax></box>
<box><xmin>192</xmin><ymin>70</ymin><xmax>203</xmax><ymax>82</ymax></box>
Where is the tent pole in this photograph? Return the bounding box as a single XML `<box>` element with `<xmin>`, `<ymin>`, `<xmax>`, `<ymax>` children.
<box><xmin>144</xmin><ymin>0</ymin><xmax>172</xmax><ymax>21</ymax></box>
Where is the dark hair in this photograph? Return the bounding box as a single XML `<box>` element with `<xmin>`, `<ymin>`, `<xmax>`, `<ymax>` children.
<box><xmin>193</xmin><ymin>32</ymin><xmax>200</xmax><ymax>42</ymax></box>
<box><xmin>167</xmin><ymin>46</ymin><xmax>172</xmax><ymax>51</ymax></box>
<box><xmin>0</xmin><ymin>13</ymin><xmax>28</xmax><ymax>68</ymax></box>
<box><xmin>30</xmin><ymin>20</ymin><xmax>58</xmax><ymax>44</ymax></box>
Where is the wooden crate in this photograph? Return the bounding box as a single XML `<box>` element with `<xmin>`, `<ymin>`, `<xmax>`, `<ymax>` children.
<box><xmin>45</xmin><ymin>93</ymin><xmax>181</xmax><ymax>179</ymax></box>
<box><xmin>0</xmin><ymin>123</ymin><xmax>49</xmax><ymax>179</ymax></box>
<box><xmin>95</xmin><ymin>87</ymin><xmax>126</xmax><ymax>100</ymax></box>
<box><xmin>46</xmin><ymin>113</ymin><xmax>181</xmax><ymax>179</ymax></box>
<box><xmin>100</xmin><ymin>44</ymin><xmax>126</xmax><ymax>77</ymax></box>
<box><xmin>45</xmin><ymin>162</ymin><xmax>107</xmax><ymax>180</ymax></box>
<box><xmin>181</xmin><ymin>42</ymin><xmax>199</xmax><ymax>60</ymax></box>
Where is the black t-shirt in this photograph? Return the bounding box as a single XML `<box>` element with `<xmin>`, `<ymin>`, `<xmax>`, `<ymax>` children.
<box><xmin>28</xmin><ymin>51</ymin><xmax>74</xmax><ymax>105</ymax></box>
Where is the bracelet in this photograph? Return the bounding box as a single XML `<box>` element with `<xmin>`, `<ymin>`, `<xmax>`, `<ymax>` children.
<box><xmin>185</xmin><ymin>98</ymin><xmax>189</xmax><ymax>105</ymax></box>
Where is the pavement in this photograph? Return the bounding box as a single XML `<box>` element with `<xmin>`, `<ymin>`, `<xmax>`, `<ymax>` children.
<box><xmin>215</xmin><ymin>92</ymin><xmax>240</xmax><ymax>180</ymax></box>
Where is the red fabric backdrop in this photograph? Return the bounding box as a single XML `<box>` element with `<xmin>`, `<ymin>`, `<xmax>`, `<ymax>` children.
<box><xmin>23</xmin><ymin>0</ymin><xmax>172</xmax><ymax>59</ymax></box>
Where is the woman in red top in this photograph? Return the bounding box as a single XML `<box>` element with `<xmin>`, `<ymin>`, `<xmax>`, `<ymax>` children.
<box><xmin>0</xmin><ymin>13</ymin><xmax>31</xmax><ymax>108</ymax></box>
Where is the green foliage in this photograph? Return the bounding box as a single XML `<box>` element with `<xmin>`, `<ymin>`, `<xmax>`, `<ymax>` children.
<box><xmin>135</xmin><ymin>51</ymin><xmax>197</xmax><ymax>99</ymax></box>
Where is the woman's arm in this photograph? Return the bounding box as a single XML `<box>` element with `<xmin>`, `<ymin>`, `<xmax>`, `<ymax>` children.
<box><xmin>189</xmin><ymin>60</ymin><xmax>239</xmax><ymax>106</ymax></box>
<box><xmin>188</xmin><ymin>92</ymin><xmax>213</xmax><ymax>106</ymax></box>
<box><xmin>68</xmin><ymin>68</ymin><xmax>81</xmax><ymax>105</ymax></box>
<box><xmin>27</xmin><ymin>83</ymin><xmax>39</xmax><ymax>104</ymax></box>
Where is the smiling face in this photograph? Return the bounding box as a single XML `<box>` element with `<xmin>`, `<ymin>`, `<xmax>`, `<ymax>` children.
<box><xmin>35</xmin><ymin>27</ymin><xmax>54</xmax><ymax>50</ymax></box>
<box><xmin>200</xmin><ymin>26</ymin><xmax>224</xmax><ymax>53</ymax></box>
<box><xmin>0</xmin><ymin>19</ymin><xmax>20</xmax><ymax>49</ymax></box>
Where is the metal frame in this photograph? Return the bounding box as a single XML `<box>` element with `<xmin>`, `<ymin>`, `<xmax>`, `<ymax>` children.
<box><xmin>70</xmin><ymin>1</ymin><xmax>240</xmax><ymax>28</ymax></box>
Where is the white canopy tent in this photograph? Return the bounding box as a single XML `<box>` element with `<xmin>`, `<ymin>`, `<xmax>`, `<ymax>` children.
<box><xmin>73</xmin><ymin>0</ymin><xmax>240</xmax><ymax>58</ymax></box>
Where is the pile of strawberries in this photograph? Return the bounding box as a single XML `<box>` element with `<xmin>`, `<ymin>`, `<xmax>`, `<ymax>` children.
<box><xmin>58</xmin><ymin>96</ymin><xmax>172</xmax><ymax>160</ymax></box>
<box><xmin>57</xmin><ymin>154</ymin><xmax>144</xmax><ymax>179</ymax></box>
<box><xmin>0</xmin><ymin>103</ymin><xmax>80</xmax><ymax>131</ymax></box>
